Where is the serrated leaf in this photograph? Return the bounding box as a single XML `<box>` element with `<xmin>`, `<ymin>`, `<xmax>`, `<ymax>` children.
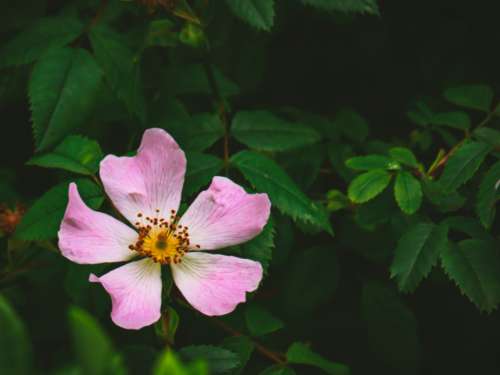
<box><xmin>89</xmin><ymin>25</ymin><xmax>146</xmax><ymax>123</ymax></box>
<box><xmin>389</xmin><ymin>147</ymin><xmax>418</xmax><ymax>168</ymax></box>
<box><xmin>421</xmin><ymin>179</ymin><xmax>466</xmax><ymax>213</ymax></box>
<box><xmin>476</xmin><ymin>161</ymin><xmax>500</xmax><ymax>228</ymax></box>
<box><xmin>185</xmin><ymin>114</ymin><xmax>225</xmax><ymax>151</ymax></box>
<box><xmin>225</xmin><ymin>0</ymin><xmax>275</xmax><ymax>31</ymax></box>
<box><xmin>0</xmin><ymin>17</ymin><xmax>84</xmax><ymax>69</ymax></box>
<box><xmin>301</xmin><ymin>0</ymin><xmax>379</xmax><ymax>15</ymax></box>
<box><xmin>441</xmin><ymin>240</ymin><xmax>500</xmax><ymax>312</ymax></box>
<box><xmin>15</xmin><ymin>179</ymin><xmax>103</xmax><ymax>240</ymax></box>
<box><xmin>241</xmin><ymin>219</ymin><xmax>274</xmax><ymax>273</ymax></box>
<box><xmin>431</xmin><ymin>111</ymin><xmax>470</xmax><ymax>130</ymax></box>
<box><xmin>179</xmin><ymin>345</ymin><xmax>240</xmax><ymax>373</ymax></box>
<box><xmin>27</xmin><ymin>135</ymin><xmax>103</xmax><ymax>175</ymax></box>
<box><xmin>361</xmin><ymin>282</ymin><xmax>419</xmax><ymax>373</ymax></box>
<box><xmin>348</xmin><ymin>169</ymin><xmax>392</xmax><ymax>203</ymax></box>
<box><xmin>68</xmin><ymin>306</ymin><xmax>119</xmax><ymax>375</ymax></box>
<box><xmin>345</xmin><ymin>155</ymin><xmax>393</xmax><ymax>171</ymax></box>
<box><xmin>0</xmin><ymin>295</ymin><xmax>32</xmax><ymax>375</ymax></box>
<box><xmin>394</xmin><ymin>171</ymin><xmax>422</xmax><ymax>215</ymax></box>
<box><xmin>29</xmin><ymin>47</ymin><xmax>102</xmax><ymax>151</ymax></box>
<box><xmin>390</xmin><ymin>222</ymin><xmax>448</xmax><ymax>292</ymax></box>
<box><xmin>231</xmin><ymin>151</ymin><xmax>332</xmax><ymax>233</ymax></box>
<box><xmin>334</xmin><ymin>108</ymin><xmax>369</xmax><ymax>143</ymax></box>
<box><xmin>221</xmin><ymin>336</ymin><xmax>254</xmax><ymax>375</ymax></box>
<box><xmin>287</xmin><ymin>342</ymin><xmax>349</xmax><ymax>375</ymax></box>
<box><xmin>231</xmin><ymin>110</ymin><xmax>321</xmax><ymax>152</ymax></box>
<box><xmin>439</xmin><ymin>141</ymin><xmax>492</xmax><ymax>192</ymax></box>
<box><xmin>443</xmin><ymin>84</ymin><xmax>494</xmax><ymax>112</ymax></box>
<box><xmin>245</xmin><ymin>304</ymin><xmax>283</xmax><ymax>337</ymax></box>
<box><xmin>184</xmin><ymin>153</ymin><xmax>224</xmax><ymax>197</ymax></box>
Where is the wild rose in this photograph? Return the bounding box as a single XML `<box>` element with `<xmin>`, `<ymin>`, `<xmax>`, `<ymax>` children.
<box><xmin>58</xmin><ymin>128</ymin><xmax>270</xmax><ymax>329</ymax></box>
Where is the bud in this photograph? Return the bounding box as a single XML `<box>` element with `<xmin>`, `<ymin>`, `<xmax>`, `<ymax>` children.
<box><xmin>0</xmin><ymin>203</ymin><xmax>25</xmax><ymax>235</ymax></box>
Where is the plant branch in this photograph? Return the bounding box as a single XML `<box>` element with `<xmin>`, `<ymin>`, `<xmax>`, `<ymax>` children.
<box><xmin>211</xmin><ymin>318</ymin><xmax>287</xmax><ymax>366</ymax></box>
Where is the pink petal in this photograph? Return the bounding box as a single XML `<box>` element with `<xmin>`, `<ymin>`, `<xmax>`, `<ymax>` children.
<box><xmin>178</xmin><ymin>177</ymin><xmax>271</xmax><ymax>250</ymax></box>
<box><xmin>99</xmin><ymin>128</ymin><xmax>186</xmax><ymax>224</ymax></box>
<box><xmin>89</xmin><ymin>258</ymin><xmax>162</xmax><ymax>329</ymax></box>
<box><xmin>172</xmin><ymin>252</ymin><xmax>263</xmax><ymax>316</ymax></box>
<box><xmin>58</xmin><ymin>183</ymin><xmax>137</xmax><ymax>264</ymax></box>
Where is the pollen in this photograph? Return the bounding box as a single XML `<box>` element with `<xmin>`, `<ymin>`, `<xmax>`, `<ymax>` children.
<box><xmin>128</xmin><ymin>209</ymin><xmax>192</xmax><ymax>264</ymax></box>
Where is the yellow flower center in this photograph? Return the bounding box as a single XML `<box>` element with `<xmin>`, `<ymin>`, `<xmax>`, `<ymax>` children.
<box><xmin>128</xmin><ymin>209</ymin><xmax>199</xmax><ymax>264</ymax></box>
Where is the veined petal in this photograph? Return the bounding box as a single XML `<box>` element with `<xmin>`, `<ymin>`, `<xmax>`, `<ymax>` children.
<box><xmin>100</xmin><ymin>128</ymin><xmax>186</xmax><ymax>224</ymax></box>
<box><xmin>172</xmin><ymin>252</ymin><xmax>263</xmax><ymax>316</ymax></box>
<box><xmin>89</xmin><ymin>258</ymin><xmax>162</xmax><ymax>330</ymax></box>
<box><xmin>178</xmin><ymin>177</ymin><xmax>270</xmax><ymax>250</ymax></box>
<box><xmin>58</xmin><ymin>183</ymin><xmax>136</xmax><ymax>264</ymax></box>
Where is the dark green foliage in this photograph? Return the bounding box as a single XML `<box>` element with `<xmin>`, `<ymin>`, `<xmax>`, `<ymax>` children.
<box><xmin>29</xmin><ymin>47</ymin><xmax>102</xmax><ymax>151</ymax></box>
<box><xmin>2</xmin><ymin>1</ymin><xmax>500</xmax><ymax>374</ymax></box>
<box><xmin>390</xmin><ymin>222</ymin><xmax>448</xmax><ymax>292</ymax></box>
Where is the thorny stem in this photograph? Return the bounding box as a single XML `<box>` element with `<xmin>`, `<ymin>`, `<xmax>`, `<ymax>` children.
<box><xmin>427</xmin><ymin>108</ymin><xmax>497</xmax><ymax>178</ymax></box>
<box><xmin>211</xmin><ymin>318</ymin><xmax>288</xmax><ymax>366</ymax></box>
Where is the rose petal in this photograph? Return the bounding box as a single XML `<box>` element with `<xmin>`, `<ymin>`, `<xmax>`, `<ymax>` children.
<box><xmin>58</xmin><ymin>183</ymin><xmax>137</xmax><ymax>264</ymax></box>
<box><xmin>172</xmin><ymin>252</ymin><xmax>263</xmax><ymax>316</ymax></box>
<box><xmin>178</xmin><ymin>177</ymin><xmax>270</xmax><ymax>250</ymax></box>
<box><xmin>89</xmin><ymin>258</ymin><xmax>162</xmax><ymax>329</ymax></box>
<box><xmin>100</xmin><ymin>128</ymin><xmax>186</xmax><ymax>224</ymax></box>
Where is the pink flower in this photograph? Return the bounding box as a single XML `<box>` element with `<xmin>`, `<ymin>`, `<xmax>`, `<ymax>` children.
<box><xmin>58</xmin><ymin>128</ymin><xmax>270</xmax><ymax>329</ymax></box>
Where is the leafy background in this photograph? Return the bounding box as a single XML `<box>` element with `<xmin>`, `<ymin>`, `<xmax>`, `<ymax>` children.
<box><xmin>1</xmin><ymin>0</ymin><xmax>500</xmax><ymax>374</ymax></box>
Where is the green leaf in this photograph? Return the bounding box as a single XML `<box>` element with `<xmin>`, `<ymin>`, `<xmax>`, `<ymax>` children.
<box><xmin>443</xmin><ymin>216</ymin><xmax>492</xmax><ymax>240</ymax></box>
<box><xmin>443</xmin><ymin>84</ymin><xmax>494</xmax><ymax>112</ymax></box>
<box><xmin>431</xmin><ymin>111</ymin><xmax>471</xmax><ymax>130</ymax></box>
<box><xmin>345</xmin><ymin>155</ymin><xmax>394</xmax><ymax>171</ymax></box>
<box><xmin>89</xmin><ymin>25</ymin><xmax>146</xmax><ymax>123</ymax></box>
<box><xmin>231</xmin><ymin>151</ymin><xmax>332</xmax><ymax>233</ymax></box>
<box><xmin>441</xmin><ymin>240</ymin><xmax>500</xmax><ymax>312</ymax></box>
<box><xmin>185</xmin><ymin>114</ymin><xmax>224</xmax><ymax>152</ymax></box>
<box><xmin>184</xmin><ymin>153</ymin><xmax>224</xmax><ymax>197</ymax></box>
<box><xmin>284</xmin><ymin>246</ymin><xmax>339</xmax><ymax>315</ymax></box>
<box><xmin>0</xmin><ymin>17</ymin><xmax>84</xmax><ymax>68</ymax></box>
<box><xmin>347</xmin><ymin>169</ymin><xmax>392</xmax><ymax>203</ymax></box>
<box><xmin>334</xmin><ymin>108</ymin><xmax>369</xmax><ymax>143</ymax></box>
<box><xmin>389</xmin><ymin>147</ymin><xmax>418</xmax><ymax>168</ymax></box>
<box><xmin>225</xmin><ymin>0</ymin><xmax>275</xmax><ymax>31</ymax></box>
<box><xmin>260</xmin><ymin>366</ymin><xmax>296</xmax><ymax>375</ymax></box>
<box><xmin>301</xmin><ymin>0</ymin><xmax>379</xmax><ymax>14</ymax></box>
<box><xmin>361</xmin><ymin>282</ymin><xmax>419</xmax><ymax>373</ymax></box>
<box><xmin>179</xmin><ymin>345</ymin><xmax>240</xmax><ymax>374</ymax></box>
<box><xmin>232</xmin><ymin>110</ymin><xmax>321</xmax><ymax>152</ymax></box>
<box><xmin>15</xmin><ymin>179</ymin><xmax>103</xmax><ymax>240</ymax></box>
<box><xmin>476</xmin><ymin>161</ymin><xmax>500</xmax><ymax>228</ymax></box>
<box><xmin>154</xmin><ymin>350</ymin><xmax>208</xmax><ymax>375</ymax></box>
<box><xmin>241</xmin><ymin>219</ymin><xmax>274</xmax><ymax>273</ymax></box>
<box><xmin>29</xmin><ymin>47</ymin><xmax>102</xmax><ymax>151</ymax></box>
<box><xmin>474</xmin><ymin>127</ymin><xmax>500</xmax><ymax>148</ymax></box>
<box><xmin>27</xmin><ymin>135</ymin><xmax>103</xmax><ymax>175</ymax></box>
<box><xmin>68</xmin><ymin>306</ymin><xmax>123</xmax><ymax>375</ymax></box>
<box><xmin>221</xmin><ymin>336</ymin><xmax>254</xmax><ymax>375</ymax></box>
<box><xmin>390</xmin><ymin>222</ymin><xmax>448</xmax><ymax>292</ymax></box>
<box><xmin>287</xmin><ymin>342</ymin><xmax>349</xmax><ymax>375</ymax></box>
<box><xmin>394</xmin><ymin>171</ymin><xmax>422</xmax><ymax>214</ymax></box>
<box><xmin>245</xmin><ymin>304</ymin><xmax>283</xmax><ymax>337</ymax></box>
<box><xmin>0</xmin><ymin>295</ymin><xmax>32</xmax><ymax>375</ymax></box>
<box><xmin>439</xmin><ymin>141</ymin><xmax>492</xmax><ymax>192</ymax></box>
<box><xmin>421</xmin><ymin>179</ymin><xmax>466</xmax><ymax>213</ymax></box>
